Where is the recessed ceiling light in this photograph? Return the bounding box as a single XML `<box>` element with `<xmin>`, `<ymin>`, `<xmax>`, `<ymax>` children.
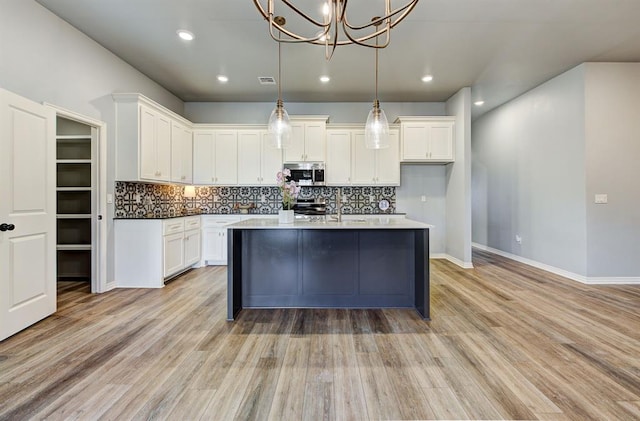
<box><xmin>177</xmin><ymin>30</ymin><xmax>194</xmax><ymax>41</ymax></box>
<box><xmin>474</xmin><ymin>100</ymin><xmax>485</xmax><ymax>106</ymax></box>
<box><xmin>217</xmin><ymin>75</ymin><xmax>229</xmax><ymax>83</ymax></box>
<box><xmin>421</xmin><ymin>75</ymin><xmax>433</xmax><ymax>82</ymax></box>
<box><xmin>319</xmin><ymin>75</ymin><xmax>330</xmax><ymax>83</ymax></box>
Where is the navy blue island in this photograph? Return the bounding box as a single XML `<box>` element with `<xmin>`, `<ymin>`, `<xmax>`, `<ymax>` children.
<box><xmin>226</xmin><ymin>218</ymin><xmax>431</xmax><ymax>320</ymax></box>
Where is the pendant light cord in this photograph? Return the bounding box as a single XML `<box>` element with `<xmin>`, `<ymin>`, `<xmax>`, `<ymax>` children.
<box><xmin>278</xmin><ymin>31</ymin><xmax>282</xmax><ymax>104</ymax></box>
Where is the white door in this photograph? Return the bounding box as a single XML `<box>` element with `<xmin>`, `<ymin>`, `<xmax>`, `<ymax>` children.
<box><xmin>155</xmin><ymin>114</ymin><xmax>171</xmax><ymax>181</ymax></box>
<box><xmin>261</xmin><ymin>131</ymin><xmax>283</xmax><ymax>186</ymax></box>
<box><xmin>326</xmin><ymin>130</ymin><xmax>352</xmax><ymax>185</ymax></box>
<box><xmin>163</xmin><ymin>232</ymin><xmax>184</xmax><ymax>277</ymax></box>
<box><xmin>428</xmin><ymin>122</ymin><xmax>454</xmax><ymax>161</ymax></box>
<box><xmin>184</xmin><ymin>229</ymin><xmax>201</xmax><ymax>267</ymax></box>
<box><xmin>0</xmin><ymin>88</ymin><xmax>56</xmax><ymax>341</ymax></box>
<box><xmin>284</xmin><ymin>122</ymin><xmax>305</xmax><ymax>162</ymax></box>
<box><xmin>193</xmin><ymin>131</ymin><xmax>215</xmax><ymax>184</ymax></box>
<box><xmin>139</xmin><ymin>105</ymin><xmax>157</xmax><ymax>180</ymax></box>
<box><xmin>303</xmin><ymin>122</ymin><xmax>326</xmax><ymax>162</ymax></box>
<box><xmin>213</xmin><ymin>130</ymin><xmax>238</xmax><ymax>185</ymax></box>
<box><xmin>237</xmin><ymin>130</ymin><xmax>262</xmax><ymax>185</ymax></box>
<box><xmin>351</xmin><ymin>131</ymin><xmax>376</xmax><ymax>185</ymax></box>
<box><xmin>375</xmin><ymin>131</ymin><xmax>401</xmax><ymax>185</ymax></box>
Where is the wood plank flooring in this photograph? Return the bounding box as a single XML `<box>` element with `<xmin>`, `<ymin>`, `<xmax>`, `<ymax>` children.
<box><xmin>1</xmin><ymin>249</ymin><xmax>639</xmax><ymax>420</ymax></box>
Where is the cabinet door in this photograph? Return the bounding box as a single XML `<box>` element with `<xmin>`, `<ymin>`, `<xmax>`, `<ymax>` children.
<box><xmin>220</xmin><ymin>229</ymin><xmax>228</xmax><ymax>261</ymax></box>
<box><xmin>304</xmin><ymin>122</ymin><xmax>326</xmax><ymax>161</ymax></box>
<box><xmin>184</xmin><ymin>229</ymin><xmax>201</xmax><ymax>267</ymax></box>
<box><xmin>261</xmin><ymin>131</ymin><xmax>283</xmax><ymax>186</ymax></box>
<box><xmin>351</xmin><ymin>131</ymin><xmax>376</xmax><ymax>185</ymax></box>
<box><xmin>375</xmin><ymin>131</ymin><xmax>400</xmax><ymax>185</ymax></box>
<box><xmin>401</xmin><ymin>123</ymin><xmax>429</xmax><ymax>160</ymax></box>
<box><xmin>139</xmin><ymin>105</ymin><xmax>157</xmax><ymax>180</ymax></box>
<box><xmin>193</xmin><ymin>131</ymin><xmax>215</xmax><ymax>184</ymax></box>
<box><xmin>203</xmin><ymin>228</ymin><xmax>225</xmax><ymax>261</ymax></box>
<box><xmin>214</xmin><ymin>130</ymin><xmax>238</xmax><ymax>185</ymax></box>
<box><xmin>284</xmin><ymin>122</ymin><xmax>306</xmax><ymax>162</ymax></box>
<box><xmin>163</xmin><ymin>232</ymin><xmax>184</xmax><ymax>277</ymax></box>
<box><xmin>428</xmin><ymin>122</ymin><xmax>454</xmax><ymax>161</ymax></box>
<box><xmin>181</xmin><ymin>127</ymin><xmax>193</xmax><ymax>184</ymax></box>
<box><xmin>326</xmin><ymin>130</ymin><xmax>352</xmax><ymax>185</ymax></box>
<box><xmin>237</xmin><ymin>130</ymin><xmax>262</xmax><ymax>185</ymax></box>
<box><xmin>155</xmin><ymin>114</ymin><xmax>171</xmax><ymax>181</ymax></box>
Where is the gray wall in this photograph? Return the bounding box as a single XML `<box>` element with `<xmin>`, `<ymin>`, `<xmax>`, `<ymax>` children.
<box><xmin>445</xmin><ymin>87</ymin><xmax>473</xmax><ymax>266</ymax></box>
<box><xmin>584</xmin><ymin>63</ymin><xmax>640</xmax><ymax>277</ymax></box>
<box><xmin>185</xmin><ymin>101</ymin><xmax>446</xmax><ymax>124</ymax></box>
<box><xmin>472</xmin><ymin>65</ymin><xmax>588</xmax><ymax>276</ymax></box>
<box><xmin>396</xmin><ymin>165</ymin><xmax>447</xmax><ymax>254</ymax></box>
<box><xmin>0</xmin><ymin>0</ymin><xmax>185</xmax><ymax>287</ymax></box>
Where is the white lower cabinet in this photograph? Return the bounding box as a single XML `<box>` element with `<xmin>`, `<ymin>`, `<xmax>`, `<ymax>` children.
<box><xmin>115</xmin><ymin>216</ymin><xmax>201</xmax><ymax>288</ymax></box>
<box><xmin>201</xmin><ymin>215</ymin><xmax>242</xmax><ymax>265</ymax></box>
<box><xmin>163</xmin><ymin>232</ymin><xmax>185</xmax><ymax>277</ymax></box>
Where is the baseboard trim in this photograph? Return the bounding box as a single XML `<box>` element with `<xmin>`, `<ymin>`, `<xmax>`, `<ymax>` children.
<box><xmin>472</xmin><ymin>243</ymin><xmax>640</xmax><ymax>285</ymax></box>
<box><xmin>430</xmin><ymin>253</ymin><xmax>474</xmax><ymax>269</ymax></box>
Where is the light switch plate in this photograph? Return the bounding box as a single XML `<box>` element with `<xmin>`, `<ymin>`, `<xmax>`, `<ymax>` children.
<box><xmin>595</xmin><ymin>194</ymin><xmax>608</xmax><ymax>204</ymax></box>
<box><xmin>106</xmin><ymin>193</ymin><xmax>113</xmax><ymax>204</ymax></box>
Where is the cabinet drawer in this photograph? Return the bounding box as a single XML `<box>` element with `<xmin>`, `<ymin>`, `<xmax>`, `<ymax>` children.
<box><xmin>184</xmin><ymin>215</ymin><xmax>201</xmax><ymax>230</ymax></box>
<box><xmin>163</xmin><ymin>218</ymin><xmax>184</xmax><ymax>235</ymax></box>
<box><xmin>201</xmin><ymin>215</ymin><xmax>241</xmax><ymax>228</ymax></box>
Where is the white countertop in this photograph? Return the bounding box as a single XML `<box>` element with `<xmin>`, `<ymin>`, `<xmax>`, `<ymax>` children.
<box><xmin>227</xmin><ymin>217</ymin><xmax>433</xmax><ymax>230</ymax></box>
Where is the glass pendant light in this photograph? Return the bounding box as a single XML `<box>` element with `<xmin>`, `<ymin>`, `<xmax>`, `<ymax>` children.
<box><xmin>364</xmin><ymin>22</ymin><xmax>390</xmax><ymax>149</ymax></box>
<box><xmin>268</xmin><ymin>22</ymin><xmax>291</xmax><ymax>149</ymax></box>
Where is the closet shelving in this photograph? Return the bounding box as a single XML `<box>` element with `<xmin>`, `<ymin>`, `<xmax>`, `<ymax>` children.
<box><xmin>56</xmin><ymin>130</ymin><xmax>94</xmax><ymax>282</ymax></box>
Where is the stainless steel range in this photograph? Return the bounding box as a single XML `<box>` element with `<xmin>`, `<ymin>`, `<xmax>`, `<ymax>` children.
<box><xmin>292</xmin><ymin>198</ymin><xmax>326</xmax><ymax>221</ymax></box>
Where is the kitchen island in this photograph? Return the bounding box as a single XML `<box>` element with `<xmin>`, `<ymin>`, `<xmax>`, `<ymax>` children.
<box><xmin>227</xmin><ymin>218</ymin><xmax>431</xmax><ymax>320</ymax></box>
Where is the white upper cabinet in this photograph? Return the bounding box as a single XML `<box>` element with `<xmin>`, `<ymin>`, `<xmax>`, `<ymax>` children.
<box><xmin>237</xmin><ymin>130</ymin><xmax>283</xmax><ymax>185</ymax></box>
<box><xmin>352</xmin><ymin>129</ymin><xmax>400</xmax><ymax>186</ymax></box>
<box><xmin>170</xmin><ymin>121</ymin><xmax>193</xmax><ymax>184</ymax></box>
<box><xmin>326</xmin><ymin>129</ymin><xmax>353</xmax><ymax>185</ymax></box>
<box><xmin>397</xmin><ymin>116</ymin><xmax>455</xmax><ymax>163</ymax></box>
<box><xmin>113</xmin><ymin>93</ymin><xmax>193</xmax><ymax>183</ymax></box>
<box><xmin>328</xmin><ymin>127</ymin><xmax>400</xmax><ymax>186</ymax></box>
<box><xmin>193</xmin><ymin>129</ymin><xmax>238</xmax><ymax>185</ymax></box>
<box><xmin>284</xmin><ymin>116</ymin><xmax>328</xmax><ymax>162</ymax></box>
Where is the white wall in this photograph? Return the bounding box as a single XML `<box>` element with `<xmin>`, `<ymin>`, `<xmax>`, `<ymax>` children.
<box><xmin>584</xmin><ymin>63</ymin><xmax>640</xmax><ymax>278</ymax></box>
<box><xmin>472</xmin><ymin>65</ymin><xmax>588</xmax><ymax>276</ymax></box>
<box><xmin>185</xmin><ymin>101</ymin><xmax>446</xmax><ymax>124</ymax></box>
<box><xmin>445</xmin><ymin>87</ymin><xmax>473</xmax><ymax>267</ymax></box>
<box><xmin>0</xmin><ymin>0</ymin><xmax>185</xmax><ymax>287</ymax></box>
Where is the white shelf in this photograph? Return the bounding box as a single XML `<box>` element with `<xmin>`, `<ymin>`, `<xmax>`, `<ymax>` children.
<box><xmin>57</xmin><ymin>187</ymin><xmax>92</xmax><ymax>192</ymax></box>
<box><xmin>56</xmin><ymin>135</ymin><xmax>91</xmax><ymax>140</ymax></box>
<box><xmin>56</xmin><ymin>214</ymin><xmax>91</xmax><ymax>219</ymax></box>
<box><xmin>57</xmin><ymin>159</ymin><xmax>92</xmax><ymax>164</ymax></box>
<box><xmin>57</xmin><ymin>244</ymin><xmax>91</xmax><ymax>251</ymax></box>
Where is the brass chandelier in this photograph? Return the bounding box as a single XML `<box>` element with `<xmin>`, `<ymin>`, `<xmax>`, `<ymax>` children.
<box><xmin>253</xmin><ymin>0</ymin><xmax>420</xmax><ymax>60</ymax></box>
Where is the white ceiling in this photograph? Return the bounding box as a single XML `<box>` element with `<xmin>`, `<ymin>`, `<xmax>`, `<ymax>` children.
<box><xmin>35</xmin><ymin>0</ymin><xmax>640</xmax><ymax>118</ymax></box>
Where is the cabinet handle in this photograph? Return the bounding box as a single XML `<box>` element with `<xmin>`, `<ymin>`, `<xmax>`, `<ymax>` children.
<box><xmin>181</xmin><ymin>176</ymin><xmax>186</xmax><ymax>180</ymax></box>
<box><xmin>211</xmin><ymin>177</ymin><xmax>215</xmax><ymax>182</ymax></box>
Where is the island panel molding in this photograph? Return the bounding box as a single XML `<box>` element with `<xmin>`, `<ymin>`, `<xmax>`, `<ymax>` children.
<box><xmin>227</xmin><ymin>218</ymin><xmax>431</xmax><ymax>320</ymax></box>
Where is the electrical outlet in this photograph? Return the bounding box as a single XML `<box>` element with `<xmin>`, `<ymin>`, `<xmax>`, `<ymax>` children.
<box><xmin>369</xmin><ymin>195</ymin><xmax>375</xmax><ymax>203</ymax></box>
<box><xmin>106</xmin><ymin>194</ymin><xmax>113</xmax><ymax>204</ymax></box>
<box><xmin>421</xmin><ymin>195</ymin><xmax>427</xmax><ymax>202</ymax></box>
<box><xmin>595</xmin><ymin>194</ymin><xmax>608</xmax><ymax>204</ymax></box>
<box><xmin>261</xmin><ymin>194</ymin><xmax>267</xmax><ymax>203</ymax></box>
<box><xmin>515</xmin><ymin>234</ymin><xmax>522</xmax><ymax>244</ymax></box>
<box><xmin>134</xmin><ymin>193</ymin><xmax>141</xmax><ymax>204</ymax></box>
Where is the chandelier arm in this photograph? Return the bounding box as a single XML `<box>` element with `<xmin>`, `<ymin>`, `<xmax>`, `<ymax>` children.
<box><xmin>268</xmin><ymin>15</ymin><xmax>330</xmax><ymax>43</ymax></box>
<box><xmin>341</xmin><ymin>21</ymin><xmax>391</xmax><ymax>49</ymax></box>
<box><xmin>342</xmin><ymin>0</ymin><xmax>418</xmax><ymax>31</ymax></box>
<box><xmin>280</xmin><ymin>0</ymin><xmax>332</xmax><ymax>27</ymax></box>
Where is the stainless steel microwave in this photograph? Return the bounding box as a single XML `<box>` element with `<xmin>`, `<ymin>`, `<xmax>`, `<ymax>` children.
<box><xmin>284</xmin><ymin>162</ymin><xmax>325</xmax><ymax>186</ymax></box>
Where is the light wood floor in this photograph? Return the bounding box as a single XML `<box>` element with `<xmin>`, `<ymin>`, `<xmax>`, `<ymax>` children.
<box><xmin>1</xmin><ymin>250</ymin><xmax>639</xmax><ymax>420</ymax></box>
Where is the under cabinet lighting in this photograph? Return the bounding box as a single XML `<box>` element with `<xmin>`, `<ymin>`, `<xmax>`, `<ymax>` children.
<box><xmin>177</xmin><ymin>30</ymin><xmax>194</xmax><ymax>41</ymax></box>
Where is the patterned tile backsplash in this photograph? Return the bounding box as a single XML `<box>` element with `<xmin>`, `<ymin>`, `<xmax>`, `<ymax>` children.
<box><xmin>114</xmin><ymin>182</ymin><xmax>396</xmax><ymax>218</ymax></box>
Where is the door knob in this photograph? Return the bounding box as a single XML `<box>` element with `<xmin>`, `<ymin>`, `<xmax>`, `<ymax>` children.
<box><xmin>0</xmin><ymin>223</ymin><xmax>15</xmax><ymax>231</ymax></box>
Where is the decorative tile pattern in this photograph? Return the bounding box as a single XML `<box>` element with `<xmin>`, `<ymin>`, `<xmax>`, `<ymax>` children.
<box><xmin>114</xmin><ymin>182</ymin><xmax>396</xmax><ymax>218</ymax></box>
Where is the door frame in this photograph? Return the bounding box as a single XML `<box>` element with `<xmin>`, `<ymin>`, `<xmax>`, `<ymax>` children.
<box><xmin>45</xmin><ymin>103</ymin><xmax>108</xmax><ymax>293</ymax></box>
